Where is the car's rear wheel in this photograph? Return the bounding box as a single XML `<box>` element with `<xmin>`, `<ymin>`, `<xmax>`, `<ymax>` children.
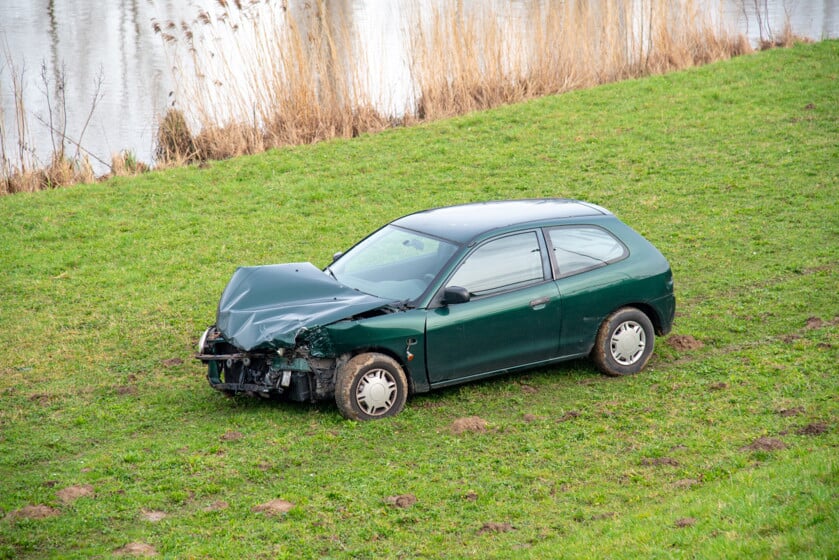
<box><xmin>335</xmin><ymin>353</ymin><xmax>408</xmax><ymax>420</ymax></box>
<box><xmin>592</xmin><ymin>307</ymin><xmax>655</xmax><ymax>376</ymax></box>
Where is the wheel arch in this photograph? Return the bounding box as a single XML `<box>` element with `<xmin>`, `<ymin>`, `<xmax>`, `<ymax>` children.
<box><xmin>619</xmin><ymin>302</ymin><xmax>664</xmax><ymax>335</ymax></box>
<box><xmin>346</xmin><ymin>346</ymin><xmax>416</xmax><ymax>395</ymax></box>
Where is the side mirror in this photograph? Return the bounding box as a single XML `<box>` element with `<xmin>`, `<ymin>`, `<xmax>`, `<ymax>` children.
<box><xmin>443</xmin><ymin>286</ymin><xmax>471</xmax><ymax>305</ymax></box>
<box><xmin>332</xmin><ymin>251</ymin><xmax>343</xmax><ymax>262</ymax></box>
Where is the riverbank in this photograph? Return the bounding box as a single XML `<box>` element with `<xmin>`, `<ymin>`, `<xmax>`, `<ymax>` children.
<box><xmin>1</xmin><ymin>41</ymin><xmax>836</xmax><ymax>558</ymax></box>
<box><xmin>3</xmin><ymin>0</ymin><xmax>766</xmax><ymax>195</ymax></box>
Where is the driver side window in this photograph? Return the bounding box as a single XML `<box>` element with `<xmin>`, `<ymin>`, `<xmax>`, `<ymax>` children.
<box><xmin>448</xmin><ymin>232</ymin><xmax>544</xmax><ymax>295</ymax></box>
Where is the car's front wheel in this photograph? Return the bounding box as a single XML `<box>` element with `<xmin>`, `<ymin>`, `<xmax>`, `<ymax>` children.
<box><xmin>592</xmin><ymin>307</ymin><xmax>655</xmax><ymax>376</ymax></box>
<box><xmin>335</xmin><ymin>353</ymin><xmax>408</xmax><ymax>420</ymax></box>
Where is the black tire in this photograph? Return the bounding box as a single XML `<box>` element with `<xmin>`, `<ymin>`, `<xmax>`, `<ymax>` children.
<box><xmin>591</xmin><ymin>307</ymin><xmax>655</xmax><ymax>377</ymax></box>
<box><xmin>335</xmin><ymin>353</ymin><xmax>408</xmax><ymax>420</ymax></box>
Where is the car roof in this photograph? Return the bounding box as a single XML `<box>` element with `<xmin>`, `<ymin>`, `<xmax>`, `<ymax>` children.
<box><xmin>392</xmin><ymin>199</ymin><xmax>611</xmax><ymax>245</ymax></box>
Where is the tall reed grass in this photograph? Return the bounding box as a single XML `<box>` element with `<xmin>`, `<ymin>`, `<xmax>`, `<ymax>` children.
<box><xmin>1</xmin><ymin>56</ymin><xmax>98</xmax><ymax>194</ymax></box>
<box><xmin>409</xmin><ymin>0</ymin><xmax>752</xmax><ymax>120</ymax></box>
<box><xmin>154</xmin><ymin>0</ymin><xmax>390</xmax><ymax>165</ymax></box>
<box><xmin>1</xmin><ymin>1</ymin><xmax>801</xmax><ymax>194</ymax></box>
<box><xmin>156</xmin><ymin>0</ymin><xmax>754</xmax><ymax>165</ymax></box>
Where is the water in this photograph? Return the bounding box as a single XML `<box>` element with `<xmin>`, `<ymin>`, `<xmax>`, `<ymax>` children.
<box><xmin>1</xmin><ymin>0</ymin><xmax>836</xmax><ymax>174</ymax></box>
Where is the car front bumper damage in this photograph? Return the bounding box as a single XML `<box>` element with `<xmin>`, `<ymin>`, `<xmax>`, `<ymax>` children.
<box><xmin>196</xmin><ymin>326</ymin><xmax>345</xmax><ymax>402</ymax></box>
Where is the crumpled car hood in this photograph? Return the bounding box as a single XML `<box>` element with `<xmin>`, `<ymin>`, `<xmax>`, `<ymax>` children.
<box><xmin>216</xmin><ymin>262</ymin><xmax>393</xmax><ymax>351</ymax></box>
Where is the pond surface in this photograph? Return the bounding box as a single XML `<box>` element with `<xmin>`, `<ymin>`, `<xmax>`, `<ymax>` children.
<box><xmin>1</xmin><ymin>0</ymin><xmax>836</xmax><ymax>173</ymax></box>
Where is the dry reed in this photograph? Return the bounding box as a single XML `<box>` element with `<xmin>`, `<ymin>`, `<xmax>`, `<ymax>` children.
<box><xmin>409</xmin><ymin>0</ymin><xmax>754</xmax><ymax>121</ymax></box>
<box><xmin>111</xmin><ymin>151</ymin><xmax>149</xmax><ymax>177</ymax></box>
<box><xmin>1</xmin><ymin>52</ymin><xmax>101</xmax><ymax>194</ymax></box>
<box><xmin>155</xmin><ymin>0</ymin><xmax>390</xmax><ymax>164</ymax></box>
<box><xmin>3</xmin><ymin>1</ymin><xmax>800</xmax><ymax>195</ymax></box>
<box><xmin>157</xmin><ymin>0</ymin><xmax>756</xmax><ymax>162</ymax></box>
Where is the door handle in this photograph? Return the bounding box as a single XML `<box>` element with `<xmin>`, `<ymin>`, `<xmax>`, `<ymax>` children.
<box><xmin>529</xmin><ymin>296</ymin><xmax>551</xmax><ymax>309</ymax></box>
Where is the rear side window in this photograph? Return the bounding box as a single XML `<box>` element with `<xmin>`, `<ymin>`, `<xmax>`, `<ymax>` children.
<box><xmin>448</xmin><ymin>232</ymin><xmax>545</xmax><ymax>295</ymax></box>
<box><xmin>548</xmin><ymin>226</ymin><xmax>627</xmax><ymax>277</ymax></box>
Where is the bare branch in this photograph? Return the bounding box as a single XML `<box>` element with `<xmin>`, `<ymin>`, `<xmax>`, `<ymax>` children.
<box><xmin>34</xmin><ymin>113</ymin><xmax>110</xmax><ymax>169</ymax></box>
<box><xmin>39</xmin><ymin>61</ymin><xmax>58</xmax><ymax>156</ymax></box>
<box><xmin>74</xmin><ymin>66</ymin><xmax>104</xmax><ymax>161</ymax></box>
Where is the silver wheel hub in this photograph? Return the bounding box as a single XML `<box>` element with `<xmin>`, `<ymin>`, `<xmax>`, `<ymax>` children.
<box><xmin>610</xmin><ymin>320</ymin><xmax>646</xmax><ymax>365</ymax></box>
<box><xmin>356</xmin><ymin>368</ymin><xmax>397</xmax><ymax>416</ymax></box>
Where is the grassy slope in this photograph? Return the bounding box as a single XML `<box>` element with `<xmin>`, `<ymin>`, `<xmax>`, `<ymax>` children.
<box><xmin>0</xmin><ymin>41</ymin><xmax>837</xmax><ymax>558</ymax></box>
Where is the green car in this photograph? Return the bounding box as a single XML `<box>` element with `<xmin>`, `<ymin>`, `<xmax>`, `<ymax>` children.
<box><xmin>197</xmin><ymin>199</ymin><xmax>675</xmax><ymax>420</ymax></box>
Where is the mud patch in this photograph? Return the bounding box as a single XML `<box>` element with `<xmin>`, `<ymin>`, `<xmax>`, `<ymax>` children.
<box><xmin>252</xmin><ymin>499</ymin><xmax>295</xmax><ymax>516</ymax></box>
<box><xmin>666</xmin><ymin>335</ymin><xmax>704</xmax><ymax>351</ymax></box>
<box><xmin>6</xmin><ymin>504</ymin><xmax>60</xmax><ymax>520</ymax></box>
<box><xmin>114</xmin><ymin>542</ymin><xmax>157</xmax><ymax>556</ymax></box>
<box><xmin>557</xmin><ymin>410</ymin><xmax>581</xmax><ymax>423</ymax></box>
<box><xmin>384</xmin><ymin>494</ymin><xmax>417</xmax><ymax>509</ymax></box>
<box><xmin>743</xmin><ymin>437</ymin><xmax>787</xmax><ymax>451</ymax></box>
<box><xmin>478</xmin><ymin>522</ymin><xmax>514</xmax><ymax>534</ymax></box>
<box><xmin>796</xmin><ymin>422</ymin><xmax>828</xmax><ymax>436</ymax></box>
<box><xmin>523</xmin><ymin>413</ymin><xmax>538</xmax><ymax>423</ymax></box>
<box><xmin>162</xmin><ymin>358</ymin><xmax>183</xmax><ymax>367</ymax></box>
<box><xmin>115</xmin><ymin>385</ymin><xmax>137</xmax><ymax>396</ymax></box>
<box><xmin>641</xmin><ymin>457</ymin><xmax>680</xmax><ymax>467</ymax></box>
<box><xmin>673</xmin><ymin>478</ymin><xmax>701</xmax><ymax>489</ymax></box>
<box><xmin>220</xmin><ymin>430</ymin><xmax>244</xmax><ymax>442</ymax></box>
<box><xmin>57</xmin><ymin>484</ymin><xmax>95</xmax><ymax>504</ymax></box>
<box><xmin>451</xmin><ymin>416</ymin><xmax>488</xmax><ymax>435</ymax></box>
<box><xmin>708</xmin><ymin>382</ymin><xmax>728</xmax><ymax>391</ymax></box>
<box><xmin>519</xmin><ymin>384</ymin><xmax>538</xmax><ymax>394</ymax></box>
<box><xmin>777</xmin><ymin>406</ymin><xmax>805</xmax><ymax>417</ymax></box>
<box><xmin>28</xmin><ymin>393</ymin><xmax>55</xmax><ymax>406</ymax></box>
<box><xmin>805</xmin><ymin>316</ymin><xmax>825</xmax><ymax>329</ymax></box>
<box><xmin>141</xmin><ymin>510</ymin><xmax>167</xmax><ymax>522</ymax></box>
<box><xmin>463</xmin><ymin>492</ymin><xmax>478</xmax><ymax>502</ymax></box>
<box><xmin>203</xmin><ymin>500</ymin><xmax>229</xmax><ymax>512</ymax></box>
<box><xmin>674</xmin><ymin>517</ymin><xmax>697</xmax><ymax>528</ymax></box>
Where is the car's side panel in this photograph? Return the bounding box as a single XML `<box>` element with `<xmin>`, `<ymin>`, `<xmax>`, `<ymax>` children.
<box><xmin>548</xmin><ymin>217</ymin><xmax>675</xmax><ymax>356</ymax></box>
<box><xmin>425</xmin><ymin>281</ymin><xmax>561</xmax><ymax>384</ymax></box>
<box><xmin>322</xmin><ymin>309</ymin><xmax>430</xmax><ymax>393</ymax></box>
<box><xmin>554</xmin><ymin>267</ymin><xmax>634</xmax><ymax>356</ymax></box>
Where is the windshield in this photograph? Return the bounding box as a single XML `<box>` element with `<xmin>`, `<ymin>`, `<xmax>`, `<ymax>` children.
<box><xmin>329</xmin><ymin>225</ymin><xmax>459</xmax><ymax>301</ymax></box>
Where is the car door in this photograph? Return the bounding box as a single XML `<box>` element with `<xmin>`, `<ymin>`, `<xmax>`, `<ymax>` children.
<box><xmin>425</xmin><ymin>230</ymin><xmax>561</xmax><ymax>385</ymax></box>
<box><xmin>547</xmin><ymin>225</ymin><xmax>630</xmax><ymax>356</ymax></box>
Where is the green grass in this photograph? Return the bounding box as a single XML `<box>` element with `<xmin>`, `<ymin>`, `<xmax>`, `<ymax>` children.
<box><xmin>1</xmin><ymin>41</ymin><xmax>837</xmax><ymax>558</ymax></box>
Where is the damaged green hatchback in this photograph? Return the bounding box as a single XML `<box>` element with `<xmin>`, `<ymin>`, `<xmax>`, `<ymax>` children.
<box><xmin>197</xmin><ymin>199</ymin><xmax>675</xmax><ymax>420</ymax></box>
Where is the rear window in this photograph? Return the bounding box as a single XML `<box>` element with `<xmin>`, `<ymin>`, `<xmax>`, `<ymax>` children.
<box><xmin>548</xmin><ymin>226</ymin><xmax>627</xmax><ymax>277</ymax></box>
